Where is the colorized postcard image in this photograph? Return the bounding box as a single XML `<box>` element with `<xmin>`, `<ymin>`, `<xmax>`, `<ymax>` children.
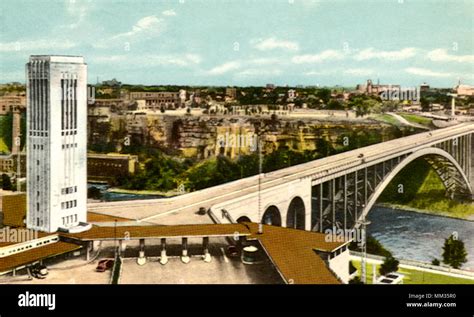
<box><xmin>0</xmin><ymin>0</ymin><xmax>473</xmax><ymax>314</ymax></box>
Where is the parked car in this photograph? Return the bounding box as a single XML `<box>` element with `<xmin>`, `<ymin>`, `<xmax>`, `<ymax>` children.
<box><xmin>96</xmin><ymin>259</ymin><xmax>114</xmax><ymax>272</ymax></box>
<box><xmin>226</xmin><ymin>245</ymin><xmax>239</xmax><ymax>257</ymax></box>
<box><xmin>31</xmin><ymin>264</ymin><xmax>48</xmax><ymax>279</ymax></box>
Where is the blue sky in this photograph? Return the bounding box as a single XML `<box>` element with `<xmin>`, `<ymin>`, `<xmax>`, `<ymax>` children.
<box><xmin>0</xmin><ymin>0</ymin><xmax>473</xmax><ymax>87</ymax></box>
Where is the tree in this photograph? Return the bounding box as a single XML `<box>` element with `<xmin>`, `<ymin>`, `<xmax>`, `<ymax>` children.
<box><xmin>87</xmin><ymin>186</ymin><xmax>102</xmax><ymax>200</ymax></box>
<box><xmin>420</xmin><ymin>97</ymin><xmax>430</xmax><ymax>112</ymax></box>
<box><xmin>326</xmin><ymin>99</ymin><xmax>344</xmax><ymax>110</ymax></box>
<box><xmin>379</xmin><ymin>255</ymin><xmax>399</xmax><ymax>276</ymax></box>
<box><xmin>349</xmin><ymin>276</ymin><xmax>364</xmax><ymax>284</ymax></box>
<box><xmin>316</xmin><ymin>88</ymin><xmax>331</xmax><ymax>104</ymax></box>
<box><xmin>442</xmin><ymin>234</ymin><xmax>467</xmax><ymax>269</ymax></box>
<box><xmin>1</xmin><ymin>174</ymin><xmax>13</xmax><ymax>190</ymax></box>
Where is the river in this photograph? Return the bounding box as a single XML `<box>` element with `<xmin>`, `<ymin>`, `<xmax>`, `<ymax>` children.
<box><xmin>87</xmin><ymin>183</ymin><xmax>164</xmax><ymax>202</ymax></box>
<box><xmin>368</xmin><ymin>206</ymin><xmax>474</xmax><ymax>270</ymax></box>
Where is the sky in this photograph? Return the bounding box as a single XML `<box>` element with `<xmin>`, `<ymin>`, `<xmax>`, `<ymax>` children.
<box><xmin>0</xmin><ymin>0</ymin><xmax>473</xmax><ymax>87</ymax></box>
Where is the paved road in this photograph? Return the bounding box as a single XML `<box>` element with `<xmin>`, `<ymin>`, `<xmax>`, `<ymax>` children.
<box><xmin>387</xmin><ymin>112</ymin><xmax>429</xmax><ymax>130</ymax></box>
<box><xmin>88</xmin><ymin>123</ymin><xmax>474</xmax><ymax>223</ymax></box>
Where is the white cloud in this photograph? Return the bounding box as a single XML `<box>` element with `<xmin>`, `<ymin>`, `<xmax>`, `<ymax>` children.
<box><xmin>253</xmin><ymin>37</ymin><xmax>299</xmax><ymax>52</ymax></box>
<box><xmin>344</xmin><ymin>68</ymin><xmax>374</xmax><ymax>76</ymax></box>
<box><xmin>237</xmin><ymin>68</ymin><xmax>282</xmax><ymax>76</ymax></box>
<box><xmin>354</xmin><ymin>47</ymin><xmax>417</xmax><ymax>61</ymax></box>
<box><xmin>405</xmin><ymin>67</ymin><xmax>453</xmax><ymax>78</ymax></box>
<box><xmin>304</xmin><ymin>70</ymin><xmax>327</xmax><ymax>76</ymax></box>
<box><xmin>111</xmin><ymin>15</ymin><xmax>164</xmax><ymax>40</ymax></box>
<box><xmin>0</xmin><ymin>39</ymin><xmax>76</xmax><ymax>52</ymax></box>
<box><xmin>292</xmin><ymin>50</ymin><xmax>344</xmax><ymax>64</ymax></box>
<box><xmin>162</xmin><ymin>9</ymin><xmax>177</xmax><ymax>16</ymax></box>
<box><xmin>207</xmin><ymin>61</ymin><xmax>241</xmax><ymax>75</ymax></box>
<box><xmin>63</xmin><ymin>0</ymin><xmax>90</xmax><ymax>29</ymax></box>
<box><xmin>427</xmin><ymin>49</ymin><xmax>474</xmax><ymax>63</ymax></box>
<box><xmin>93</xmin><ymin>54</ymin><xmax>201</xmax><ymax>67</ymax></box>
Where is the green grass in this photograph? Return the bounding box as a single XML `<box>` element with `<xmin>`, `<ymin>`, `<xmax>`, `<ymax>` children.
<box><xmin>400</xmin><ymin>113</ymin><xmax>432</xmax><ymax>126</ymax></box>
<box><xmin>380</xmin><ymin>159</ymin><xmax>474</xmax><ymax>220</ymax></box>
<box><xmin>352</xmin><ymin>260</ymin><xmax>474</xmax><ymax>284</ymax></box>
<box><xmin>0</xmin><ymin>137</ymin><xmax>9</xmax><ymax>154</ymax></box>
<box><xmin>405</xmin><ymin>169</ymin><xmax>474</xmax><ymax>220</ymax></box>
<box><xmin>0</xmin><ymin>115</ymin><xmax>12</xmax><ymax>154</ymax></box>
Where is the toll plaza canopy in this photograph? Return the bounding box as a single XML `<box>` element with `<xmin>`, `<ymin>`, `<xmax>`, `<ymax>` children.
<box><xmin>246</xmin><ymin>223</ymin><xmax>346</xmax><ymax>284</ymax></box>
<box><xmin>62</xmin><ymin>222</ymin><xmax>347</xmax><ymax>284</ymax></box>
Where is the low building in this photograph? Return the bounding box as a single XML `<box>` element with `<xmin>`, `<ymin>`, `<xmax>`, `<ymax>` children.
<box><xmin>87</xmin><ymin>153</ymin><xmax>138</xmax><ymax>183</ymax></box>
<box><xmin>455</xmin><ymin>84</ymin><xmax>474</xmax><ymax>97</ymax></box>
<box><xmin>129</xmin><ymin>91</ymin><xmax>181</xmax><ymax>110</ymax></box>
<box><xmin>225</xmin><ymin>87</ymin><xmax>237</xmax><ymax>99</ymax></box>
<box><xmin>356</xmin><ymin>79</ymin><xmax>401</xmax><ymax>97</ymax></box>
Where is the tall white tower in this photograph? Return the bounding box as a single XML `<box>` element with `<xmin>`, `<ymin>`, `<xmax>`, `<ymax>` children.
<box><xmin>26</xmin><ymin>55</ymin><xmax>89</xmax><ymax>233</ymax></box>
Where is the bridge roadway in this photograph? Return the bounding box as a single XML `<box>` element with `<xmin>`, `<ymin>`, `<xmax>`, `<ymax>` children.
<box><xmin>88</xmin><ymin>122</ymin><xmax>474</xmax><ymax>223</ymax></box>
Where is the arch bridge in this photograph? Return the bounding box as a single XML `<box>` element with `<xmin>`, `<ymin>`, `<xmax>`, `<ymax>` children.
<box><xmin>89</xmin><ymin>123</ymin><xmax>474</xmax><ymax>233</ymax></box>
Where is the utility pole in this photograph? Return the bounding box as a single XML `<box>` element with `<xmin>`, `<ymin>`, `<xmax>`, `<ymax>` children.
<box><xmin>15</xmin><ymin>136</ymin><xmax>21</xmax><ymax>192</ymax></box>
<box><xmin>447</xmin><ymin>93</ymin><xmax>457</xmax><ymax>117</ymax></box>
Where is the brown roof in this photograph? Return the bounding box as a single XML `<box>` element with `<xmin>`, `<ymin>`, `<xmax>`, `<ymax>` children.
<box><xmin>2</xmin><ymin>194</ymin><xmax>27</xmax><ymax>227</ymax></box>
<box><xmin>246</xmin><ymin>223</ymin><xmax>347</xmax><ymax>284</ymax></box>
<box><xmin>0</xmin><ymin>242</ymin><xmax>81</xmax><ymax>273</ymax></box>
<box><xmin>0</xmin><ymin>230</ymin><xmax>56</xmax><ymax>248</ymax></box>
<box><xmin>61</xmin><ymin>223</ymin><xmax>251</xmax><ymax>241</ymax></box>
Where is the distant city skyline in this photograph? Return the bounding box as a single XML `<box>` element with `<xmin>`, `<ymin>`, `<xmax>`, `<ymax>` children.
<box><xmin>0</xmin><ymin>0</ymin><xmax>473</xmax><ymax>87</ymax></box>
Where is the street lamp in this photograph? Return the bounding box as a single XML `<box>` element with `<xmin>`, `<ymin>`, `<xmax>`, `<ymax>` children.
<box><xmin>255</xmin><ymin>122</ymin><xmax>264</xmax><ymax>235</ymax></box>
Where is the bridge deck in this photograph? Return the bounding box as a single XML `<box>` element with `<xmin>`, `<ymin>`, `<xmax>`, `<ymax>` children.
<box><xmin>88</xmin><ymin>123</ymin><xmax>474</xmax><ymax>222</ymax></box>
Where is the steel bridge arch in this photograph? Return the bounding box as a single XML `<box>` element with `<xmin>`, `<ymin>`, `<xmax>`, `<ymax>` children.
<box><xmin>355</xmin><ymin>147</ymin><xmax>473</xmax><ymax>228</ymax></box>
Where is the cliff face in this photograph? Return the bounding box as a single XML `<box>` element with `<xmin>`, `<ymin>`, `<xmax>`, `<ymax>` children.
<box><xmin>88</xmin><ymin>114</ymin><xmax>411</xmax><ymax>159</ymax></box>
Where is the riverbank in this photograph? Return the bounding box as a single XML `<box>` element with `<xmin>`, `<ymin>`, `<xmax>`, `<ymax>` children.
<box><xmin>376</xmin><ymin>202</ymin><xmax>474</xmax><ymax>221</ymax></box>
